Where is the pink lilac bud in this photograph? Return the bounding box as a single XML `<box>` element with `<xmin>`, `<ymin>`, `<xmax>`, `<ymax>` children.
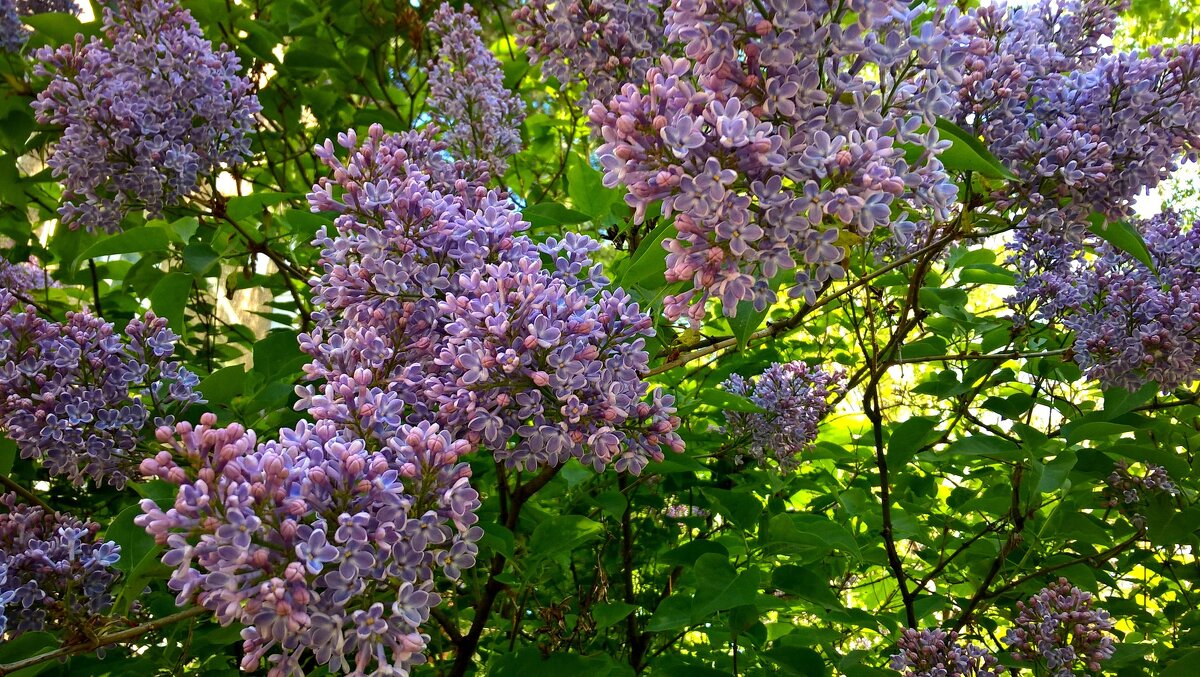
<box><xmin>31</xmin><ymin>0</ymin><xmax>260</xmax><ymax>233</ymax></box>
<box><xmin>889</xmin><ymin>628</ymin><xmax>998</xmax><ymax>677</ymax></box>
<box><xmin>0</xmin><ymin>493</ymin><xmax>121</xmax><ymax>637</ymax></box>
<box><xmin>426</xmin><ymin>3</ymin><xmax>524</xmax><ymax>178</ymax></box>
<box><xmin>1004</xmin><ymin>578</ymin><xmax>1116</xmax><ymax>675</ymax></box>
<box><xmin>0</xmin><ymin>292</ymin><xmax>202</xmax><ymax>487</ymax></box>
<box><xmin>722</xmin><ymin>361</ymin><xmax>845</xmax><ymax>472</ymax></box>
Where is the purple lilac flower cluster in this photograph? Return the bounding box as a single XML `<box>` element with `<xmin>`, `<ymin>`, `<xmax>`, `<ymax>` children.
<box><xmin>137</xmin><ymin>414</ymin><xmax>479</xmax><ymax>676</ymax></box>
<box><xmin>889</xmin><ymin>628</ymin><xmax>998</xmax><ymax>677</ymax></box>
<box><xmin>0</xmin><ymin>0</ymin><xmax>78</xmax><ymax>53</ymax></box>
<box><xmin>1103</xmin><ymin>460</ymin><xmax>1179</xmax><ymax>509</ymax></box>
<box><xmin>426</xmin><ymin>3</ymin><xmax>524</xmax><ymax>178</ymax></box>
<box><xmin>0</xmin><ymin>257</ymin><xmax>57</xmax><ymax>296</ymax></box>
<box><xmin>957</xmin><ymin>0</ymin><xmax>1200</xmax><ymax>238</ymax></box>
<box><xmin>32</xmin><ymin>0</ymin><xmax>260</xmax><ymax>233</ymax></box>
<box><xmin>588</xmin><ymin>0</ymin><xmax>975</xmax><ymax>323</ymax></box>
<box><xmin>0</xmin><ymin>493</ymin><xmax>121</xmax><ymax>637</ymax></box>
<box><xmin>663</xmin><ymin>504</ymin><xmax>708</xmax><ymax>520</ymax></box>
<box><xmin>0</xmin><ymin>292</ymin><xmax>202</xmax><ymax>487</ymax></box>
<box><xmin>301</xmin><ymin>123</ymin><xmax>684</xmax><ymax>476</ymax></box>
<box><xmin>1011</xmin><ymin>213</ymin><xmax>1200</xmax><ymax>391</ymax></box>
<box><xmin>512</xmin><ymin>0</ymin><xmax>666</xmax><ymax>106</ymax></box>
<box><xmin>1005</xmin><ymin>578</ymin><xmax>1115</xmax><ymax>676</ymax></box>
<box><xmin>722</xmin><ymin>361</ymin><xmax>845</xmax><ymax>472</ymax></box>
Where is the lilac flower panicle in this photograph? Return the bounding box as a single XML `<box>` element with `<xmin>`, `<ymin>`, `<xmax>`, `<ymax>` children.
<box><xmin>0</xmin><ymin>0</ymin><xmax>78</xmax><ymax>53</ymax></box>
<box><xmin>0</xmin><ymin>292</ymin><xmax>202</xmax><ymax>487</ymax></box>
<box><xmin>722</xmin><ymin>361</ymin><xmax>845</xmax><ymax>472</ymax></box>
<box><xmin>0</xmin><ymin>257</ymin><xmax>57</xmax><ymax>296</ymax></box>
<box><xmin>32</xmin><ymin>0</ymin><xmax>260</xmax><ymax>233</ymax></box>
<box><xmin>137</xmin><ymin>414</ymin><xmax>481</xmax><ymax>676</ymax></box>
<box><xmin>589</xmin><ymin>0</ymin><xmax>975</xmax><ymax>323</ymax></box>
<box><xmin>0</xmin><ymin>493</ymin><xmax>121</xmax><ymax>638</ymax></box>
<box><xmin>889</xmin><ymin>628</ymin><xmax>998</xmax><ymax>677</ymax></box>
<box><xmin>956</xmin><ymin>0</ymin><xmax>1200</xmax><ymax>238</ymax></box>
<box><xmin>302</xmin><ymin>123</ymin><xmax>684</xmax><ymax>477</ymax></box>
<box><xmin>1005</xmin><ymin>578</ymin><xmax>1116</xmax><ymax>676</ymax></box>
<box><xmin>513</xmin><ymin>0</ymin><xmax>666</xmax><ymax>105</ymax></box>
<box><xmin>426</xmin><ymin>3</ymin><xmax>525</xmax><ymax>177</ymax></box>
<box><xmin>1009</xmin><ymin>213</ymin><xmax>1200</xmax><ymax>391</ymax></box>
<box><xmin>1104</xmin><ymin>460</ymin><xmax>1179</xmax><ymax>509</ymax></box>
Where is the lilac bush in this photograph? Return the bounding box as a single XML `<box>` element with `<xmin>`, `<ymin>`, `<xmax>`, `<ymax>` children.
<box><xmin>301</xmin><ymin>124</ymin><xmax>683</xmax><ymax>475</ymax></box>
<box><xmin>1005</xmin><ymin>578</ymin><xmax>1115</xmax><ymax>675</ymax></box>
<box><xmin>0</xmin><ymin>0</ymin><xmax>78</xmax><ymax>53</ymax></box>
<box><xmin>0</xmin><ymin>292</ymin><xmax>202</xmax><ymax>487</ymax></box>
<box><xmin>889</xmin><ymin>628</ymin><xmax>998</xmax><ymax>677</ymax></box>
<box><xmin>0</xmin><ymin>493</ymin><xmax>121</xmax><ymax>637</ymax></box>
<box><xmin>1010</xmin><ymin>212</ymin><xmax>1200</xmax><ymax>391</ymax></box>
<box><xmin>137</xmin><ymin>414</ymin><xmax>479</xmax><ymax>676</ymax></box>
<box><xmin>426</xmin><ymin>3</ymin><xmax>524</xmax><ymax>178</ymax></box>
<box><xmin>588</xmin><ymin>0</ymin><xmax>973</xmax><ymax>323</ymax></box>
<box><xmin>513</xmin><ymin>0</ymin><xmax>665</xmax><ymax>105</ymax></box>
<box><xmin>32</xmin><ymin>0</ymin><xmax>260</xmax><ymax>233</ymax></box>
<box><xmin>722</xmin><ymin>361</ymin><xmax>845</xmax><ymax>472</ymax></box>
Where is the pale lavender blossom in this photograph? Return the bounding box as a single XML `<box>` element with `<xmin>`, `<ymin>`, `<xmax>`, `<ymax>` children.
<box><xmin>32</xmin><ymin>0</ymin><xmax>259</xmax><ymax>232</ymax></box>
<box><xmin>1005</xmin><ymin>579</ymin><xmax>1115</xmax><ymax>675</ymax></box>
<box><xmin>426</xmin><ymin>3</ymin><xmax>524</xmax><ymax>177</ymax></box>
<box><xmin>890</xmin><ymin>628</ymin><xmax>998</xmax><ymax>677</ymax></box>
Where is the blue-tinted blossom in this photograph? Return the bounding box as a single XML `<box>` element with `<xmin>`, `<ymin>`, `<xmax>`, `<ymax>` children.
<box><xmin>1009</xmin><ymin>213</ymin><xmax>1200</xmax><ymax>391</ymax></box>
<box><xmin>0</xmin><ymin>493</ymin><xmax>121</xmax><ymax>638</ymax></box>
<box><xmin>32</xmin><ymin>0</ymin><xmax>260</xmax><ymax>233</ymax></box>
<box><xmin>1004</xmin><ymin>579</ymin><xmax>1115</xmax><ymax>675</ymax></box>
<box><xmin>722</xmin><ymin>361</ymin><xmax>845</xmax><ymax>472</ymax></box>
<box><xmin>301</xmin><ymin>124</ymin><xmax>684</xmax><ymax>476</ymax></box>
<box><xmin>513</xmin><ymin>0</ymin><xmax>666</xmax><ymax>105</ymax></box>
<box><xmin>0</xmin><ymin>292</ymin><xmax>201</xmax><ymax>487</ymax></box>
<box><xmin>589</xmin><ymin>0</ymin><xmax>974</xmax><ymax>323</ymax></box>
<box><xmin>426</xmin><ymin>3</ymin><xmax>524</xmax><ymax>177</ymax></box>
<box><xmin>137</xmin><ymin>414</ymin><xmax>480</xmax><ymax>677</ymax></box>
<box><xmin>890</xmin><ymin>628</ymin><xmax>998</xmax><ymax>677</ymax></box>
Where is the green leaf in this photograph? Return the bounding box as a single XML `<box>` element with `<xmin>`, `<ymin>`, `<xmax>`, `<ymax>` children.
<box><xmin>958</xmin><ymin>263</ymin><xmax>1015</xmax><ymax>285</ymax></box>
<box><xmin>528</xmin><ymin>515</ymin><xmax>604</xmax><ymax>559</ymax></box>
<box><xmin>198</xmin><ymin>365</ymin><xmax>246</xmax><ymax>407</ymax></box>
<box><xmin>106</xmin><ymin>503</ymin><xmax>157</xmax><ymax>579</ymax></box>
<box><xmin>691</xmin><ymin>553</ymin><xmax>760</xmax><ymax>616</ymax></box>
<box><xmin>252</xmin><ymin>330</ymin><xmax>306</xmax><ymax>381</ymax></box>
<box><xmin>0</xmin><ymin>437</ymin><xmax>15</xmax><ymax>475</ymax></box>
<box><xmin>772</xmin><ymin>565</ymin><xmax>840</xmax><ymax>608</ymax></box>
<box><xmin>1088</xmin><ymin>214</ymin><xmax>1156</xmax><ymax>272</ymax></box>
<box><xmin>702</xmin><ymin>487</ymin><xmax>762</xmax><ymax>529</ymax></box>
<box><xmin>617</xmin><ymin>213</ymin><xmax>675</xmax><ymax>287</ymax></box>
<box><xmin>149</xmin><ymin>272</ymin><xmax>192</xmax><ymax>334</ymax></box>
<box><xmin>183</xmin><ymin>243</ymin><xmax>221</xmax><ymax>277</ymax></box>
<box><xmin>593</xmin><ymin>602</ymin><xmax>638</xmax><ymax>629</ymax></box>
<box><xmin>696</xmin><ymin>389</ymin><xmax>767</xmax><ymax>413</ymax></box>
<box><xmin>22</xmin><ymin>13</ymin><xmax>93</xmax><ymax>45</ymax></box>
<box><xmin>566</xmin><ymin>154</ymin><xmax>623</xmax><ymax>220</ymax></box>
<box><xmin>646</xmin><ymin>594</ymin><xmax>693</xmax><ymax>632</ymax></box>
<box><xmin>887</xmin><ymin>416</ymin><xmax>939</xmax><ymax>467</ymax></box>
<box><xmin>944</xmin><ymin>434</ymin><xmax>1021</xmax><ymax>458</ymax></box>
<box><xmin>74</xmin><ymin>226</ymin><xmax>170</xmax><ymax>270</ymax></box>
<box><xmin>935</xmin><ymin>118</ymin><xmax>1018</xmax><ymax>180</ymax></box>
<box><xmin>521</xmin><ymin>202</ymin><xmax>592</xmax><ymax>229</ymax></box>
<box><xmin>0</xmin><ymin>631</ymin><xmax>57</xmax><ymax>677</ymax></box>
<box><xmin>227</xmin><ymin>192</ymin><xmax>301</xmax><ymax>222</ymax></box>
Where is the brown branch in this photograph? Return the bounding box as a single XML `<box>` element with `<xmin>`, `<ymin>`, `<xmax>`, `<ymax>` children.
<box><xmin>893</xmin><ymin>348</ymin><xmax>1068</xmax><ymax>365</ymax></box>
<box><xmin>0</xmin><ymin>607</ymin><xmax>207</xmax><ymax>676</ymax></box>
